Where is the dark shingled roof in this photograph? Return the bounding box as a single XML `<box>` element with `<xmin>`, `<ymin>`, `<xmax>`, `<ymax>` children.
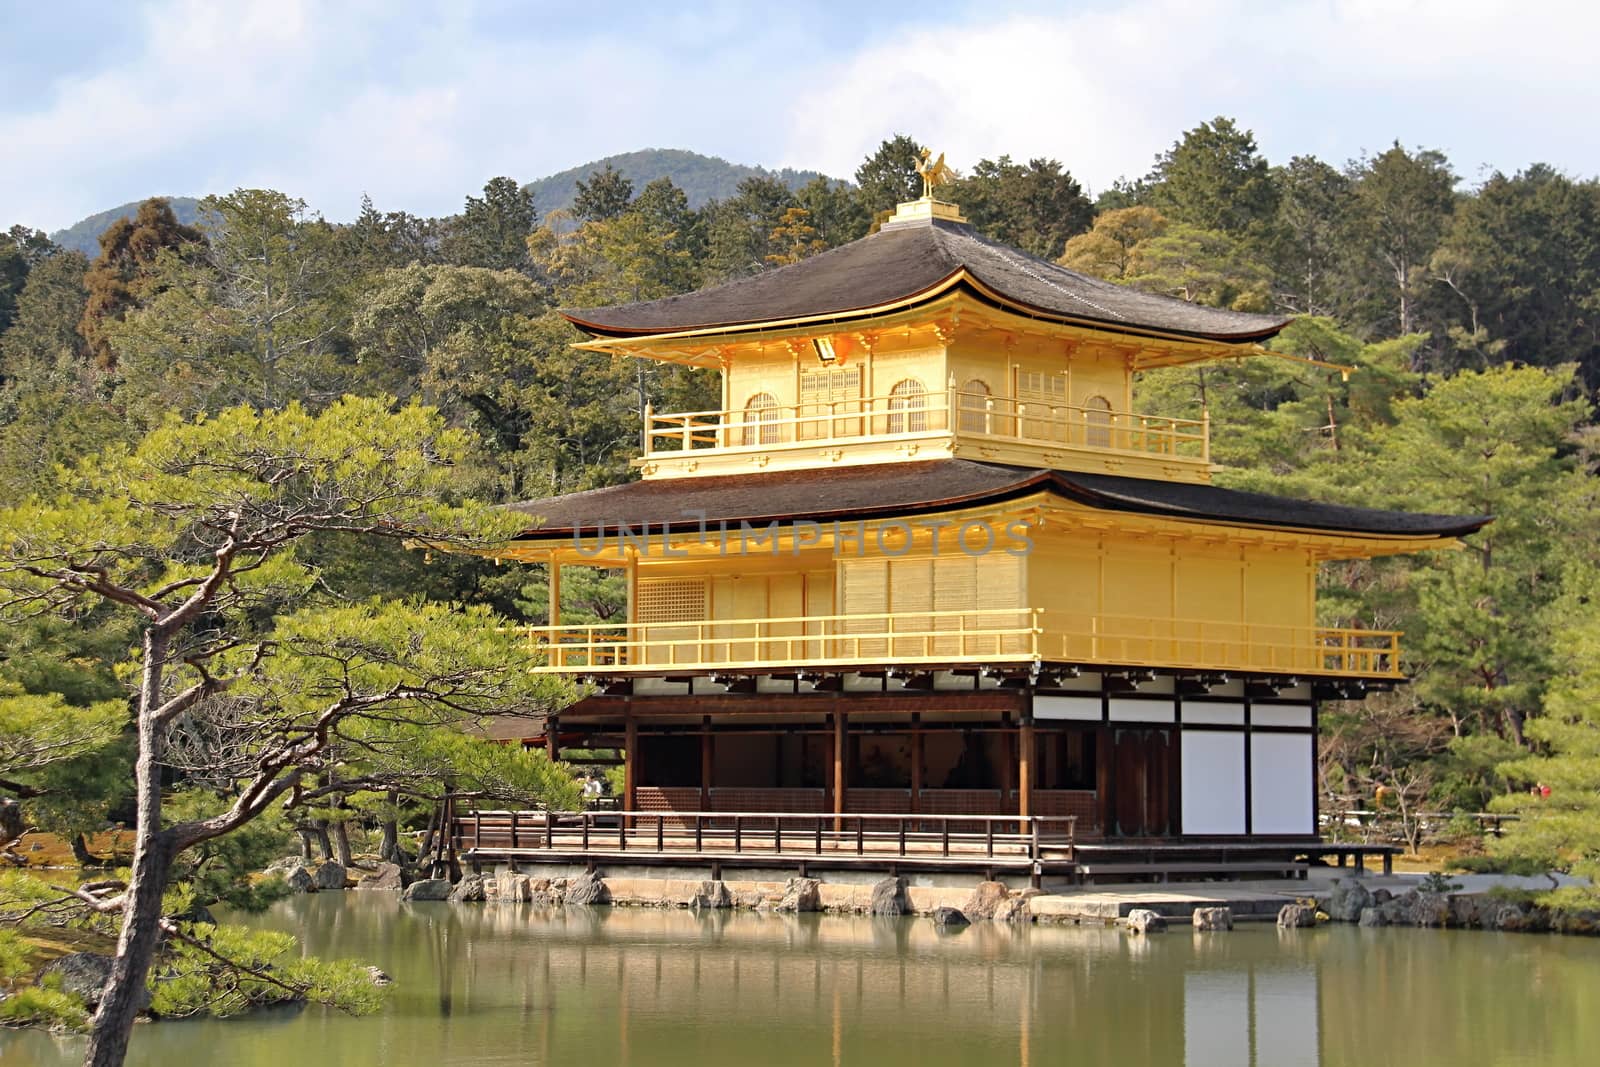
<box><xmin>563</xmin><ymin>217</ymin><xmax>1290</xmax><ymax>343</ymax></box>
<box><xmin>509</xmin><ymin>460</ymin><xmax>1490</xmax><ymax>541</ymax></box>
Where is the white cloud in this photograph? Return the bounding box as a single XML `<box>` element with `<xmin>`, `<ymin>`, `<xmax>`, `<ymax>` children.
<box><xmin>4</xmin><ymin>0</ymin><xmax>1598</xmax><ymax>232</ymax></box>
<box><xmin>780</xmin><ymin>0</ymin><xmax>1600</xmax><ymax>192</ymax></box>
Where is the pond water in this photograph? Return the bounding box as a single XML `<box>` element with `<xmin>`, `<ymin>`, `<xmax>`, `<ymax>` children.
<box><xmin>4</xmin><ymin>893</ymin><xmax>1599</xmax><ymax>1066</ymax></box>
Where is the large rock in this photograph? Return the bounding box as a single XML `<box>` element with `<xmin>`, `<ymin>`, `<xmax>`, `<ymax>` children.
<box><xmin>402</xmin><ymin>877</ymin><xmax>452</xmax><ymax>901</ymax></box>
<box><xmin>1491</xmin><ymin>904</ymin><xmax>1553</xmax><ymax>933</ymax></box>
<box><xmin>993</xmin><ymin>895</ymin><xmax>1033</xmax><ymax>925</ymax></box>
<box><xmin>868</xmin><ymin>877</ymin><xmax>904</xmax><ymax>917</ymax></box>
<box><xmin>312</xmin><ymin>862</ymin><xmax>348</xmax><ymax>891</ymax></box>
<box><xmin>931</xmin><ymin>906</ymin><xmax>969</xmax><ymax>927</ymax></box>
<box><xmin>1277</xmin><ymin>903</ymin><xmax>1317</xmax><ymax>928</ymax></box>
<box><xmin>495</xmin><ymin>872</ymin><xmax>529</xmax><ymax>902</ymax></box>
<box><xmin>449</xmin><ymin>875</ymin><xmax>487</xmax><ymax>903</ymax></box>
<box><xmin>1449</xmin><ymin>894</ymin><xmax>1487</xmax><ymax>928</ymax></box>
<box><xmin>1358</xmin><ymin>907</ymin><xmax>1386</xmax><ymax>928</ymax></box>
<box><xmin>357</xmin><ymin>862</ymin><xmax>404</xmax><ymax>892</ymax></box>
<box><xmin>1377</xmin><ymin>891</ymin><xmax>1415</xmax><ymax>926</ymax></box>
<box><xmin>678</xmin><ymin>880</ymin><xmax>731</xmax><ymax>910</ymax></box>
<box><xmin>565</xmin><ymin>870</ymin><xmax>610</xmax><ymax>906</ymax></box>
<box><xmin>40</xmin><ymin>953</ymin><xmax>150</xmax><ymax>1013</ymax></box>
<box><xmin>283</xmin><ymin>865</ymin><xmax>314</xmax><ymax>893</ymax></box>
<box><xmin>1410</xmin><ymin>891</ymin><xmax>1451</xmax><ymax>928</ymax></box>
<box><xmin>776</xmin><ymin>877</ymin><xmax>821</xmax><ymax>913</ymax></box>
<box><xmin>1126</xmin><ymin>908</ymin><xmax>1168</xmax><ymax>934</ymax></box>
<box><xmin>1551</xmin><ymin>909</ymin><xmax>1600</xmax><ymax>936</ymax></box>
<box><xmin>1324</xmin><ymin>879</ymin><xmax>1374</xmax><ymax>923</ymax></box>
<box><xmin>963</xmin><ymin>881</ymin><xmax>1010</xmax><ymax>921</ymax></box>
<box><xmin>1192</xmin><ymin>907</ymin><xmax>1233</xmax><ymax>931</ymax></box>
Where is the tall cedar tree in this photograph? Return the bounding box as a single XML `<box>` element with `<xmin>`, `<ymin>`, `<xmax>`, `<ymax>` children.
<box><xmin>77</xmin><ymin>200</ymin><xmax>202</xmax><ymax>370</ymax></box>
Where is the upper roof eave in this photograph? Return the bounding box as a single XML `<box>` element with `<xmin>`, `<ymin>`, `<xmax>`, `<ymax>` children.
<box><xmin>559</xmin><ymin>218</ymin><xmax>1291</xmax><ymax>347</ymax></box>
<box><xmin>563</xmin><ymin>271</ymin><xmax>1290</xmax><ymax>349</ymax></box>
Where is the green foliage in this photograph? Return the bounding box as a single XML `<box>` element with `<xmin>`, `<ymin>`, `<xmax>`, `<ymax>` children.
<box><xmin>1145</xmin><ymin>117</ymin><xmax>1279</xmax><ymax>239</ymax></box>
<box><xmin>853</xmin><ymin>134</ymin><xmax>923</xmax><ymax>220</ymax></box>
<box><xmin>163</xmin><ymin>791</ymin><xmax>293</xmax><ymax>912</ymax></box>
<box><xmin>443</xmin><ymin>177</ymin><xmax>538</xmax><ymax>272</ymax></box>
<box><xmin>0</xmin><ymin>928</ymin><xmax>30</xmax><ymax>984</ymax></box>
<box><xmin>0</xmin><ymin>980</ymin><xmax>89</xmax><ymax>1031</ymax></box>
<box><xmin>110</xmin><ymin>190</ymin><xmax>347</xmax><ymax>415</ymax></box>
<box><xmin>1418</xmin><ymin>871</ymin><xmax>1463</xmax><ymax>894</ymax></box>
<box><xmin>1490</xmin><ymin>569</ymin><xmax>1600</xmax><ymax>887</ymax></box>
<box><xmin>0</xmin><ymin>682</ymin><xmax>124</xmax><ymax>782</ymax></box>
<box><xmin>952</xmin><ymin>156</ymin><xmax>1093</xmax><ymax>259</ymax></box>
<box><xmin>149</xmin><ymin>923</ymin><xmax>387</xmax><ymax>1019</ymax></box>
<box><xmin>572</xmin><ymin>165</ymin><xmax>635</xmax><ymax>223</ymax></box>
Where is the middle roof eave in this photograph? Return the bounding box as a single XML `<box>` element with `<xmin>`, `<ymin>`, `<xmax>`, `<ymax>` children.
<box><xmin>506</xmin><ymin>460</ymin><xmax>1490</xmax><ymax>542</ymax></box>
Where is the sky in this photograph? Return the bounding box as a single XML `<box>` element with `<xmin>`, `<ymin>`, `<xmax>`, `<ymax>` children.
<box><xmin>3</xmin><ymin>0</ymin><xmax>1598</xmax><ymax>233</ymax></box>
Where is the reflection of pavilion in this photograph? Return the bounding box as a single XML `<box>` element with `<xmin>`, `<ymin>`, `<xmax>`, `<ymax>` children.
<box><xmin>1186</xmin><ymin>959</ymin><xmax>1319</xmax><ymax>1067</ymax></box>
<box><xmin>467</xmin><ymin>182</ymin><xmax>1485</xmax><ymax>880</ymax></box>
<box><xmin>427</xmin><ymin>905</ymin><xmax>1321</xmax><ymax>1066</ymax></box>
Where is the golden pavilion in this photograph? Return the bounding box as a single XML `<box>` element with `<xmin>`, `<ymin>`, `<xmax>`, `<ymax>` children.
<box><xmin>461</xmin><ymin>183</ymin><xmax>1485</xmax><ymax>880</ymax></box>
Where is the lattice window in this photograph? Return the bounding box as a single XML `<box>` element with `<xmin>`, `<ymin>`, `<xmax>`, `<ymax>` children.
<box><xmin>1017</xmin><ymin>370</ymin><xmax>1067</xmax><ymax>441</ymax></box>
<box><xmin>741</xmin><ymin>393</ymin><xmax>781</xmax><ymax>447</ymax></box>
<box><xmin>798</xmin><ymin>365</ymin><xmax>861</xmax><ymax>440</ymax></box>
<box><xmin>887</xmin><ymin>377</ymin><xmax>927</xmax><ymax>434</ymax></box>
<box><xmin>957</xmin><ymin>378</ymin><xmax>992</xmax><ymax>434</ymax></box>
<box><xmin>636</xmin><ymin>578</ymin><xmax>708</xmax><ymax>623</ymax></box>
<box><xmin>1084</xmin><ymin>394</ymin><xmax>1113</xmax><ymax>449</ymax></box>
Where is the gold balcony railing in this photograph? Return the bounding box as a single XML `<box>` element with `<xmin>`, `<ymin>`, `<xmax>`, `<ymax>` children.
<box><xmin>948</xmin><ymin>390</ymin><xmax>1208</xmax><ymax>462</ymax></box>
<box><xmin>525</xmin><ymin>608</ymin><xmax>1401</xmax><ymax>679</ymax></box>
<box><xmin>641</xmin><ymin>387</ymin><xmax>1209</xmax><ymax>465</ymax></box>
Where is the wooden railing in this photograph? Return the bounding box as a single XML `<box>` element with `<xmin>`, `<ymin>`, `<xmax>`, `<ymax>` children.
<box><xmin>525</xmin><ymin>608</ymin><xmax>1402</xmax><ymax>678</ymax></box>
<box><xmin>948</xmin><ymin>389</ymin><xmax>1208</xmax><ymax>462</ymax></box>
<box><xmin>1035</xmin><ymin>611</ymin><xmax>1401</xmax><ymax>678</ymax></box>
<box><xmin>453</xmin><ymin>809</ymin><xmax>1078</xmax><ymax>867</ymax></box>
<box><xmin>644</xmin><ymin>390</ymin><xmax>952</xmax><ymax>453</ymax></box>
<box><xmin>529</xmin><ymin>607</ymin><xmax>1038</xmax><ymax>671</ymax></box>
<box><xmin>641</xmin><ymin>387</ymin><xmax>1208</xmax><ymax>465</ymax></box>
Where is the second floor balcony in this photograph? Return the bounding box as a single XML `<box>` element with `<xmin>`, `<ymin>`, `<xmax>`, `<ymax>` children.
<box><xmin>638</xmin><ymin>386</ymin><xmax>1211</xmax><ymax>482</ymax></box>
<box><xmin>526</xmin><ymin>608</ymin><xmax>1401</xmax><ymax>681</ymax></box>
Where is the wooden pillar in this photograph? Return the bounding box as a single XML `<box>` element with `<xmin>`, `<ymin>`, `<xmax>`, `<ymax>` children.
<box><xmin>909</xmin><ymin>715</ymin><xmax>923</xmax><ymax>815</ymax></box>
<box><xmin>1018</xmin><ymin>720</ymin><xmax>1035</xmax><ymax>820</ymax></box>
<box><xmin>999</xmin><ymin>716</ymin><xmax>1014</xmax><ymax>799</ymax></box>
<box><xmin>547</xmin><ymin>554</ymin><xmax>562</xmax><ymax>627</ymax></box>
<box><xmin>833</xmin><ymin>706</ymin><xmax>847</xmax><ymax>819</ymax></box>
<box><xmin>700</xmin><ymin>717</ymin><xmax>713</xmax><ymax>811</ymax></box>
<box><xmin>546</xmin><ymin>713</ymin><xmax>560</xmax><ymax>763</ymax></box>
<box><xmin>624</xmin><ymin>716</ymin><xmax>639</xmax><ymax>816</ymax></box>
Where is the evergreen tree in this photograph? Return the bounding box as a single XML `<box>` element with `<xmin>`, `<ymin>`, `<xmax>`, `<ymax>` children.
<box><xmin>442</xmin><ymin>176</ymin><xmax>538</xmax><ymax>272</ymax></box>
<box><xmin>853</xmin><ymin>134</ymin><xmax>924</xmax><ymax>220</ymax></box>
<box><xmin>0</xmin><ymin>225</ymin><xmax>55</xmax><ymax>334</ymax></box>
<box><xmin>1344</xmin><ymin>143</ymin><xmax>1457</xmax><ymax>342</ymax></box>
<box><xmin>572</xmin><ymin>164</ymin><xmax>635</xmax><ymax>222</ymax></box>
<box><xmin>77</xmin><ymin>199</ymin><xmax>202</xmax><ymax>370</ymax></box>
<box><xmin>1145</xmin><ymin>117</ymin><xmax>1279</xmax><ymax>239</ymax></box>
<box><xmin>952</xmin><ymin>156</ymin><xmax>1093</xmax><ymax>259</ymax></box>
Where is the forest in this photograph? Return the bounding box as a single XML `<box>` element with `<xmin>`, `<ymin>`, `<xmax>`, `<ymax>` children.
<box><xmin>2</xmin><ymin>118</ymin><xmax>1600</xmax><ymax>1039</ymax></box>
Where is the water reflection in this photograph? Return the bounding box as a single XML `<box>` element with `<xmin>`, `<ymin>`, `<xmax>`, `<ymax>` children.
<box><xmin>3</xmin><ymin>895</ymin><xmax>1599</xmax><ymax>1067</ymax></box>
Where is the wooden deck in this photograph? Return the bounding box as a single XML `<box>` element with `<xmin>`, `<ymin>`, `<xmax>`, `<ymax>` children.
<box><xmin>454</xmin><ymin>809</ymin><xmax>1079</xmax><ymax>881</ymax></box>
<box><xmin>449</xmin><ymin>810</ymin><xmax>1378</xmax><ymax>885</ymax></box>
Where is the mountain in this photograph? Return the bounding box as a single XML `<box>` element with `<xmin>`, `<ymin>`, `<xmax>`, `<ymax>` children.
<box><xmin>524</xmin><ymin>148</ymin><xmax>829</xmax><ymax>218</ymax></box>
<box><xmin>50</xmin><ymin>196</ymin><xmax>203</xmax><ymax>257</ymax></box>
<box><xmin>47</xmin><ymin>149</ymin><xmax>832</xmax><ymax>256</ymax></box>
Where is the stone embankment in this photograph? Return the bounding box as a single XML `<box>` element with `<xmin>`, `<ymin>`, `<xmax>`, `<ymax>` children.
<box><xmin>1315</xmin><ymin>877</ymin><xmax>1599</xmax><ymax>934</ymax></box>
<box><xmin>281</xmin><ymin>859</ymin><xmax>1600</xmax><ymax>936</ymax></box>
